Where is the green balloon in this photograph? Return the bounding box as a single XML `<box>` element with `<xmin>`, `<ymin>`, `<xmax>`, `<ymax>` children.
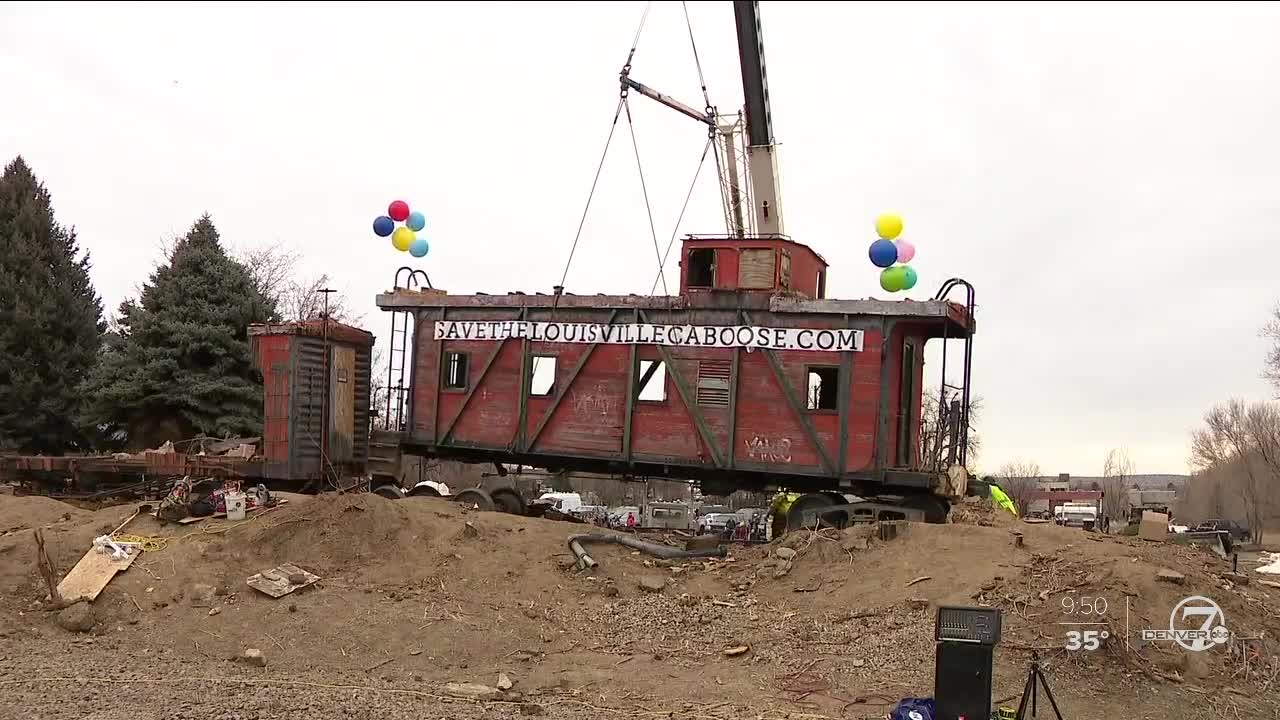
<box><xmin>902</xmin><ymin>266</ymin><xmax>918</xmax><ymax>290</ymax></box>
<box><xmin>880</xmin><ymin>266</ymin><xmax>906</xmax><ymax>292</ymax></box>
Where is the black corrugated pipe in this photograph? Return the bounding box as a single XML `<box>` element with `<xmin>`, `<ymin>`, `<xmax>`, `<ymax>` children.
<box><xmin>567</xmin><ymin>532</ymin><xmax>728</xmax><ymax>570</ymax></box>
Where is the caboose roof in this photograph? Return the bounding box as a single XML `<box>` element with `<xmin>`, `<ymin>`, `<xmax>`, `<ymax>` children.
<box><xmin>248</xmin><ymin>318</ymin><xmax>376</xmax><ymax>347</ymax></box>
<box><xmin>377</xmin><ymin>290</ymin><xmax>974</xmax><ymax>334</ymax></box>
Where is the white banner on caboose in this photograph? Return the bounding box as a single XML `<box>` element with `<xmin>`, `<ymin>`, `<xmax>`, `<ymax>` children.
<box><xmin>433</xmin><ymin>321</ymin><xmax>863</xmax><ymax>352</ymax></box>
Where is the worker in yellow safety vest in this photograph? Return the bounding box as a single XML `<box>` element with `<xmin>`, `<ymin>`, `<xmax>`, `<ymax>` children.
<box><xmin>769</xmin><ymin>491</ymin><xmax>801</xmax><ymax>539</ymax></box>
<box><xmin>988</xmin><ymin>481</ymin><xmax>1019</xmax><ymax>517</ymax></box>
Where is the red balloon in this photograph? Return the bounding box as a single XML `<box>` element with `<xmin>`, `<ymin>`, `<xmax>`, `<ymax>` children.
<box><xmin>388</xmin><ymin>200</ymin><xmax>410</xmax><ymax>222</ymax></box>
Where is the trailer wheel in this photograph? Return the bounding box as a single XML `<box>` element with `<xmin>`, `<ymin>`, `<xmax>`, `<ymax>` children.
<box><xmin>372</xmin><ymin>484</ymin><xmax>406</xmax><ymax>500</ymax></box>
<box><xmin>490</xmin><ymin>487</ymin><xmax>525</xmax><ymax>515</ymax></box>
<box><xmin>786</xmin><ymin>493</ymin><xmax>839</xmax><ymax>531</ymax></box>
<box><xmin>452</xmin><ymin>488</ymin><xmax>495</xmax><ymax>512</ymax></box>
<box><xmin>408</xmin><ymin>483</ymin><xmax>443</xmax><ymax>498</ymax></box>
<box><xmin>900</xmin><ymin>494</ymin><xmax>950</xmax><ymax>524</ymax></box>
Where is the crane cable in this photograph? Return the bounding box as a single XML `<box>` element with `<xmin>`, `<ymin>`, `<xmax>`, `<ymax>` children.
<box><xmin>557</xmin><ymin>2</ymin><xmax>652</xmax><ymax>292</ymax></box>
<box><xmin>650</xmin><ymin>135</ymin><xmax>714</xmax><ymax>295</ymax></box>
<box><xmin>624</xmin><ymin>97</ymin><xmax>669</xmax><ymax>296</ymax></box>
<box><xmin>644</xmin><ymin>2</ymin><xmax>717</xmax><ymax>294</ymax></box>
<box><xmin>682</xmin><ymin>1</ymin><xmax>713</xmax><ymax>112</ymax></box>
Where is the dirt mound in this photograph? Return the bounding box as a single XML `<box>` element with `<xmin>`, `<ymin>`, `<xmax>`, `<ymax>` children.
<box><xmin>243</xmin><ymin>493</ymin><xmax>428</xmax><ymax>576</ymax></box>
<box><xmin>0</xmin><ymin>494</ymin><xmax>91</xmax><ymax>534</ymax></box>
<box><xmin>1</xmin><ymin>493</ymin><xmax>1278</xmax><ymax>719</ymax></box>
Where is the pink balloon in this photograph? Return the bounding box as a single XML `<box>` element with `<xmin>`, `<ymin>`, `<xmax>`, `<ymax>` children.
<box><xmin>895</xmin><ymin>239</ymin><xmax>916</xmax><ymax>263</ymax></box>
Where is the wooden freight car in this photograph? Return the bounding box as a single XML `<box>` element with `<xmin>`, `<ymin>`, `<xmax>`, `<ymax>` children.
<box><xmin>377</xmin><ymin>234</ymin><xmax>977</xmax><ymax>524</ymax></box>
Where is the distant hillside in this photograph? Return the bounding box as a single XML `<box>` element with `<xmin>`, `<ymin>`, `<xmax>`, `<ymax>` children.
<box><xmin>1064</xmin><ymin>474</ymin><xmax>1189</xmax><ymax>490</ymax></box>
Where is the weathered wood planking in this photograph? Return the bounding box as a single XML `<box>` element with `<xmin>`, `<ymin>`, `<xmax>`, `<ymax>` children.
<box><xmin>56</xmin><ymin>546</ymin><xmax>141</xmax><ymax>603</ymax></box>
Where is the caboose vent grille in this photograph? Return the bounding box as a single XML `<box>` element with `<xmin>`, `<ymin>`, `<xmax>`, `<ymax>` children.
<box><xmin>696</xmin><ymin>360</ymin><xmax>732</xmax><ymax>408</ymax></box>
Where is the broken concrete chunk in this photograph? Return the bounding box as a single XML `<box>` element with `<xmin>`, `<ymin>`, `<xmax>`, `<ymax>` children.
<box><xmin>775</xmin><ymin>547</ymin><xmax>797</xmax><ymax>561</ymax></box>
<box><xmin>239</xmin><ymin>648</ymin><xmax>267</xmax><ymax>667</ymax></box>
<box><xmin>638</xmin><ymin>576</ymin><xmax>666</xmax><ymax>593</ymax></box>
<box><xmin>497</xmin><ymin>673</ymin><xmax>513</xmax><ymax>690</ymax></box>
<box><xmin>773</xmin><ymin>560</ymin><xmax>793</xmax><ymax>579</ymax></box>
<box><xmin>56</xmin><ymin>602</ymin><xmax>95</xmax><ymax>633</ymax></box>
<box><xmin>1157</xmin><ymin>569</ymin><xmax>1186</xmax><ymax>585</ymax></box>
<box><xmin>443</xmin><ymin>683</ymin><xmax>502</xmax><ymax>701</ymax></box>
<box><xmin>908</xmin><ymin>597</ymin><xmax>929</xmax><ymax>610</ymax></box>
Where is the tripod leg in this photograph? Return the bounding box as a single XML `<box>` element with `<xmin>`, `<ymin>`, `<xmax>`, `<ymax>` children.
<box><xmin>1015</xmin><ymin>666</ymin><xmax>1036</xmax><ymax>719</ymax></box>
<box><xmin>1034</xmin><ymin>667</ymin><xmax>1065</xmax><ymax>720</ymax></box>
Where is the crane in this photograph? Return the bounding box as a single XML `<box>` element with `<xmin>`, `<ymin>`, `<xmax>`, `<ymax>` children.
<box><xmin>619</xmin><ymin>0</ymin><xmax>785</xmax><ymax>238</ymax></box>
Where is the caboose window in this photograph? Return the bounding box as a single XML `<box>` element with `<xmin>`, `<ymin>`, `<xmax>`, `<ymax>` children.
<box><xmin>806</xmin><ymin>367</ymin><xmax>839</xmax><ymax>411</ymax></box>
<box><xmin>444</xmin><ymin>352</ymin><xmax>469</xmax><ymax>390</ymax></box>
<box><xmin>530</xmin><ymin>355</ymin><xmax>557</xmax><ymax>396</ymax></box>
<box><xmin>636</xmin><ymin>359</ymin><xmax>667</xmax><ymax>402</ymax></box>
<box><xmin>687</xmin><ymin>248</ymin><xmax>715</xmax><ymax>287</ymax></box>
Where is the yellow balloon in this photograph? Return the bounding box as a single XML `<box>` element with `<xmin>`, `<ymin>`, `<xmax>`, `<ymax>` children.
<box><xmin>875</xmin><ymin>213</ymin><xmax>904</xmax><ymax>240</ymax></box>
<box><xmin>392</xmin><ymin>226</ymin><xmax>414</xmax><ymax>252</ymax></box>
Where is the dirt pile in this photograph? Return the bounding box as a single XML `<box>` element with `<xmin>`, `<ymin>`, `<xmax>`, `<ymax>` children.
<box><xmin>1</xmin><ymin>492</ymin><xmax>1278</xmax><ymax>719</ymax></box>
<box><xmin>0</xmin><ymin>493</ymin><xmax>90</xmax><ymax>535</ymax></box>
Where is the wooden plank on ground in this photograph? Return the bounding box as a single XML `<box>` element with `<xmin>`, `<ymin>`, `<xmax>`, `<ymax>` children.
<box><xmin>56</xmin><ymin>545</ymin><xmax>141</xmax><ymax>603</ymax></box>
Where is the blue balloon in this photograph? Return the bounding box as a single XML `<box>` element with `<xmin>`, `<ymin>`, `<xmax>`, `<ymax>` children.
<box><xmin>372</xmin><ymin>215</ymin><xmax>395</xmax><ymax>237</ymax></box>
<box><xmin>868</xmin><ymin>238</ymin><xmax>898</xmax><ymax>268</ymax></box>
<box><xmin>406</xmin><ymin>211</ymin><xmax>426</xmax><ymax>232</ymax></box>
<box><xmin>409</xmin><ymin>237</ymin><xmax>430</xmax><ymax>258</ymax></box>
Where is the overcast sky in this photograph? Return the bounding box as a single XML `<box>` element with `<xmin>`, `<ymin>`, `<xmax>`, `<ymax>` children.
<box><xmin>4</xmin><ymin>1</ymin><xmax>1279</xmax><ymax>476</ymax></box>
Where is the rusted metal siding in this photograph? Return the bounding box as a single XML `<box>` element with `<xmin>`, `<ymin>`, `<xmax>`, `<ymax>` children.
<box><xmin>256</xmin><ymin>335</ymin><xmax>294</xmax><ymax>464</ymax></box>
<box><xmin>291</xmin><ymin>337</ymin><xmax>327</xmax><ymax>476</ymax></box>
<box><xmin>329</xmin><ymin>346</ymin><xmax>356</xmax><ymax>463</ymax></box>
<box><xmin>251</xmin><ymin>321</ymin><xmax>375</xmax><ymax>481</ymax></box>
<box><xmin>409</xmin><ymin>305</ymin><xmax>891</xmax><ymax>482</ymax></box>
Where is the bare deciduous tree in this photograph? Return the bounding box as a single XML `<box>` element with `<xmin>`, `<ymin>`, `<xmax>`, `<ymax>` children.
<box><xmin>233</xmin><ymin>241</ymin><xmax>300</xmax><ymax>313</ymax></box>
<box><xmin>1190</xmin><ymin>399</ymin><xmax>1279</xmax><ymax>544</ymax></box>
<box><xmin>1262</xmin><ymin>306</ymin><xmax>1280</xmax><ymax>393</ymax></box>
<box><xmin>1101</xmin><ymin>447</ymin><xmax>1135</xmax><ymax>523</ymax></box>
<box><xmin>231</xmin><ymin>241</ymin><xmax>361</xmax><ymax>325</ymax></box>
<box><xmin>280</xmin><ymin>273</ymin><xmax>360</xmax><ymax>324</ymax></box>
<box><xmin>995</xmin><ymin>459</ymin><xmax>1041</xmax><ymax>515</ymax></box>
<box><xmin>919</xmin><ymin>386</ymin><xmax>983</xmax><ymax>470</ymax></box>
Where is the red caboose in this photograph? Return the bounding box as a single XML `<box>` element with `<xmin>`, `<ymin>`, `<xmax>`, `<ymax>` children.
<box><xmin>375</xmin><ymin>1</ymin><xmax>979</xmax><ymax>524</ymax></box>
<box><xmin>377</xmin><ymin>234</ymin><xmax>976</xmax><ymax>523</ymax></box>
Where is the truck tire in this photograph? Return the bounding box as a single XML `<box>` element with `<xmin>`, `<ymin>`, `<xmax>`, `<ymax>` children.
<box><xmin>786</xmin><ymin>493</ymin><xmax>838</xmax><ymax>531</ymax></box>
<box><xmin>452</xmin><ymin>488</ymin><xmax>495</xmax><ymax>512</ymax></box>
<box><xmin>408</xmin><ymin>483</ymin><xmax>442</xmax><ymax>498</ymax></box>
<box><xmin>372</xmin><ymin>484</ymin><xmax>406</xmax><ymax>500</ymax></box>
<box><xmin>899</xmin><ymin>493</ymin><xmax>949</xmax><ymax>524</ymax></box>
<box><xmin>490</xmin><ymin>487</ymin><xmax>525</xmax><ymax>515</ymax></box>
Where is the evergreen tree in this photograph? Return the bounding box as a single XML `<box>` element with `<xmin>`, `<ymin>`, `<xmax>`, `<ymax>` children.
<box><xmin>81</xmin><ymin>215</ymin><xmax>278</xmax><ymax>447</ymax></box>
<box><xmin>0</xmin><ymin>156</ymin><xmax>105</xmax><ymax>453</ymax></box>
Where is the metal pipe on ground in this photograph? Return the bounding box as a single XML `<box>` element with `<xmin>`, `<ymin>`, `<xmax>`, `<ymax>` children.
<box><xmin>567</xmin><ymin>532</ymin><xmax>728</xmax><ymax>570</ymax></box>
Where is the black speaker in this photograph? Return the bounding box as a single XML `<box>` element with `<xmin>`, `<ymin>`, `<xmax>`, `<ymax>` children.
<box><xmin>934</xmin><ymin>641</ymin><xmax>995</xmax><ymax>720</ymax></box>
<box><xmin>933</xmin><ymin>606</ymin><xmax>1002</xmax><ymax>720</ymax></box>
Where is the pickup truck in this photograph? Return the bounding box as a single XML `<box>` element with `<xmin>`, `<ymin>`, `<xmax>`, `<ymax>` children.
<box><xmin>1192</xmin><ymin>518</ymin><xmax>1251</xmax><ymax>542</ymax></box>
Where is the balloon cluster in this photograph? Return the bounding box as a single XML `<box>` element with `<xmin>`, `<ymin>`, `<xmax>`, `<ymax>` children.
<box><xmin>372</xmin><ymin>200</ymin><xmax>429</xmax><ymax>258</ymax></box>
<box><xmin>867</xmin><ymin>213</ymin><xmax>917</xmax><ymax>293</ymax></box>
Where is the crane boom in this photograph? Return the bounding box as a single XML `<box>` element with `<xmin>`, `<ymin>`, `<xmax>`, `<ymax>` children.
<box><xmin>732</xmin><ymin>0</ymin><xmax>785</xmax><ymax>236</ymax></box>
